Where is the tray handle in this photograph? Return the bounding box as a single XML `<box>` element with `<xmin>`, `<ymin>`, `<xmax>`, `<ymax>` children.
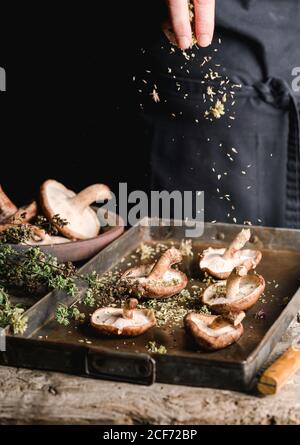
<box><xmin>257</xmin><ymin>346</ymin><xmax>300</xmax><ymax>395</ymax></box>
<box><xmin>85</xmin><ymin>348</ymin><xmax>156</xmax><ymax>385</ymax></box>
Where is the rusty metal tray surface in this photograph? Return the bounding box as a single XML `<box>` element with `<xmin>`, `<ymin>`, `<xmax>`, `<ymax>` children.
<box><xmin>2</xmin><ymin>219</ymin><xmax>300</xmax><ymax>392</ymax></box>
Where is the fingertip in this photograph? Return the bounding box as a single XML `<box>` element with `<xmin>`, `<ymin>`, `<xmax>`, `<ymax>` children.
<box><xmin>177</xmin><ymin>36</ymin><xmax>191</xmax><ymax>49</ymax></box>
<box><xmin>198</xmin><ymin>34</ymin><xmax>212</xmax><ymax>47</ymax></box>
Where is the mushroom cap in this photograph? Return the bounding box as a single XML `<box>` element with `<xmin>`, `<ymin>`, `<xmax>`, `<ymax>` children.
<box><xmin>202</xmin><ymin>274</ymin><xmax>265</xmax><ymax>313</ymax></box>
<box><xmin>7</xmin><ymin>201</ymin><xmax>38</xmax><ymax>224</ymax></box>
<box><xmin>0</xmin><ymin>188</ymin><xmax>37</xmax><ymax>224</ymax></box>
<box><xmin>184</xmin><ymin>312</ymin><xmax>244</xmax><ymax>351</ymax></box>
<box><xmin>90</xmin><ymin>307</ymin><xmax>156</xmax><ymax>337</ymax></box>
<box><xmin>121</xmin><ymin>247</ymin><xmax>188</xmax><ymax>299</ymax></box>
<box><xmin>200</xmin><ymin>247</ymin><xmax>262</xmax><ymax>279</ymax></box>
<box><xmin>40</xmin><ymin>180</ymin><xmax>111</xmax><ymax>240</ymax></box>
<box><xmin>0</xmin><ymin>185</ymin><xmax>18</xmax><ymax>223</ymax></box>
<box><xmin>122</xmin><ymin>263</ymin><xmax>188</xmax><ymax>299</ymax></box>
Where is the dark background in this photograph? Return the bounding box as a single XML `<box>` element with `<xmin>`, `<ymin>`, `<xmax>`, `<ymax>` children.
<box><xmin>0</xmin><ymin>1</ymin><xmax>165</xmax><ymax>206</ymax></box>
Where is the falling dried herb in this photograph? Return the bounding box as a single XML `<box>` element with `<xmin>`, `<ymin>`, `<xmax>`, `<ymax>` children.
<box><xmin>179</xmin><ymin>239</ymin><xmax>194</xmax><ymax>257</ymax></box>
<box><xmin>208</xmin><ymin>99</ymin><xmax>225</xmax><ymax>119</ymax></box>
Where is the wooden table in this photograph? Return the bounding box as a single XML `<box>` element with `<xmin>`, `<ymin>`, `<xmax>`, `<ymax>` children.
<box><xmin>1</xmin><ymin>317</ymin><xmax>300</xmax><ymax>425</ymax></box>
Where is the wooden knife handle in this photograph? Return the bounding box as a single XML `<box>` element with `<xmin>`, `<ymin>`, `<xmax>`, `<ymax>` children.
<box><xmin>257</xmin><ymin>346</ymin><xmax>300</xmax><ymax>395</ymax></box>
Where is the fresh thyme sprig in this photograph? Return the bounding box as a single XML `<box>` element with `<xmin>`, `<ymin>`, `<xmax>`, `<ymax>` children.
<box><xmin>0</xmin><ymin>287</ymin><xmax>28</xmax><ymax>334</ymax></box>
<box><xmin>0</xmin><ymin>225</ymin><xmax>36</xmax><ymax>244</ymax></box>
<box><xmin>0</xmin><ymin>245</ymin><xmax>77</xmax><ymax>295</ymax></box>
<box><xmin>0</xmin><ymin>214</ymin><xmax>69</xmax><ymax>245</ymax></box>
<box><xmin>55</xmin><ymin>303</ymin><xmax>85</xmax><ymax>326</ymax></box>
<box><xmin>34</xmin><ymin>214</ymin><xmax>69</xmax><ymax>236</ymax></box>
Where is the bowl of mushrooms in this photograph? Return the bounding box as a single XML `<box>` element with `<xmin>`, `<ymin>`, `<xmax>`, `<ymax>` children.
<box><xmin>0</xmin><ymin>180</ymin><xmax>124</xmax><ymax>262</ymax></box>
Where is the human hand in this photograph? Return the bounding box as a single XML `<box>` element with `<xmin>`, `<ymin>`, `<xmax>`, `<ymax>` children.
<box><xmin>166</xmin><ymin>0</ymin><xmax>215</xmax><ymax>49</ymax></box>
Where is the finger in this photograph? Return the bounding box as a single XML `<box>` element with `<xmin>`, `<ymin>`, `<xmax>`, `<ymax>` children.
<box><xmin>194</xmin><ymin>0</ymin><xmax>215</xmax><ymax>47</ymax></box>
<box><xmin>166</xmin><ymin>0</ymin><xmax>192</xmax><ymax>49</ymax></box>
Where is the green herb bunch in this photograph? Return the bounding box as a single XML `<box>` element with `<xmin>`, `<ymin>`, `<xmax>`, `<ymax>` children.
<box><xmin>0</xmin><ymin>214</ymin><xmax>69</xmax><ymax>245</ymax></box>
<box><xmin>0</xmin><ymin>245</ymin><xmax>77</xmax><ymax>295</ymax></box>
<box><xmin>0</xmin><ymin>245</ymin><xmax>103</xmax><ymax>332</ymax></box>
<box><xmin>0</xmin><ymin>225</ymin><xmax>36</xmax><ymax>244</ymax></box>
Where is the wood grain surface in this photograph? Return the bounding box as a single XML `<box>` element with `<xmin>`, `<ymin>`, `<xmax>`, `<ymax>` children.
<box><xmin>0</xmin><ymin>318</ymin><xmax>300</xmax><ymax>425</ymax></box>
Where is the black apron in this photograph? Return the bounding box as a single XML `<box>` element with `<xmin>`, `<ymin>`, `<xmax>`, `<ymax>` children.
<box><xmin>139</xmin><ymin>0</ymin><xmax>300</xmax><ymax>228</ymax></box>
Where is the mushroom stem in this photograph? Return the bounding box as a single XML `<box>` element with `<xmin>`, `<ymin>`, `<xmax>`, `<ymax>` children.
<box><xmin>223</xmin><ymin>311</ymin><xmax>246</xmax><ymax>327</ymax></box>
<box><xmin>123</xmin><ymin>298</ymin><xmax>139</xmax><ymax>319</ymax></box>
<box><xmin>226</xmin><ymin>266</ymin><xmax>247</xmax><ymax>300</ymax></box>
<box><xmin>148</xmin><ymin>248</ymin><xmax>183</xmax><ymax>280</ymax></box>
<box><xmin>0</xmin><ymin>186</ymin><xmax>18</xmax><ymax>223</ymax></box>
<box><xmin>222</xmin><ymin>229</ymin><xmax>251</xmax><ymax>260</ymax></box>
<box><xmin>122</xmin><ymin>264</ymin><xmax>155</xmax><ymax>279</ymax></box>
<box><xmin>226</xmin><ymin>260</ymin><xmax>255</xmax><ymax>300</ymax></box>
<box><xmin>71</xmin><ymin>184</ymin><xmax>111</xmax><ymax>212</ymax></box>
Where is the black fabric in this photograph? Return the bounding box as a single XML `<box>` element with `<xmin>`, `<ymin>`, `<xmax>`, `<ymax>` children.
<box><xmin>144</xmin><ymin>0</ymin><xmax>300</xmax><ymax>227</ymax></box>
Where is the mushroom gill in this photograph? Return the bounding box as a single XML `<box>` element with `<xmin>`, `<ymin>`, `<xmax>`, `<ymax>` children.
<box><xmin>91</xmin><ymin>298</ymin><xmax>156</xmax><ymax>336</ymax></box>
<box><xmin>200</xmin><ymin>229</ymin><xmax>262</xmax><ymax>279</ymax></box>
<box><xmin>121</xmin><ymin>247</ymin><xmax>188</xmax><ymax>299</ymax></box>
<box><xmin>184</xmin><ymin>312</ymin><xmax>244</xmax><ymax>351</ymax></box>
<box><xmin>202</xmin><ymin>264</ymin><xmax>265</xmax><ymax>313</ymax></box>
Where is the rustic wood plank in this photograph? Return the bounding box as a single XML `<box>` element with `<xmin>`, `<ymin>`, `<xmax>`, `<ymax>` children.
<box><xmin>0</xmin><ymin>318</ymin><xmax>300</xmax><ymax>425</ymax></box>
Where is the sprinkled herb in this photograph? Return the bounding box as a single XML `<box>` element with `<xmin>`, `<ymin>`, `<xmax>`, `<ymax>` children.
<box><xmin>202</xmin><ymin>272</ymin><xmax>217</xmax><ymax>285</ymax></box>
<box><xmin>179</xmin><ymin>289</ymin><xmax>192</xmax><ymax>300</ymax></box>
<box><xmin>255</xmin><ymin>309</ymin><xmax>266</xmax><ymax>320</ymax></box>
<box><xmin>198</xmin><ymin>305</ymin><xmax>212</xmax><ymax>315</ymax></box>
<box><xmin>146</xmin><ymin>341</ymin><xmax>167</xmax><ymax>354</ymax></box>
<box><xmin>136</xmin><ymin>243</ymin><xmax>156</xmax><ymax>261</ymax></box>
<box><xmin>138</xmin><ymin>287</ymin><xmax>204</xmax><ymax>327</ymax></box>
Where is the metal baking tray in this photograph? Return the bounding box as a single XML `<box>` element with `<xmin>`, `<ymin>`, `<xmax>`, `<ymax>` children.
<box><xmin>2</xmin><ymin>219</ymin><xmax>300</xmax><ymax>392</ymax></box>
